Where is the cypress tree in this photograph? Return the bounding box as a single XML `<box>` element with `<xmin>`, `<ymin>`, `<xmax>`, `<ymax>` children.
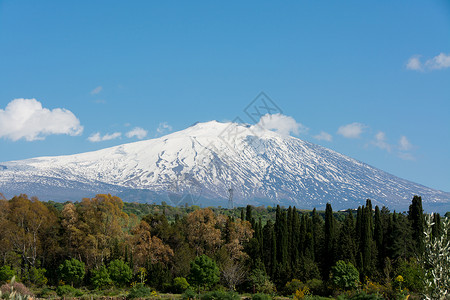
<box><xmin>312</xmin><ymin>208</ymin><xmax>323</xmax><ymax>264</ymax></box>
<box><xmin>374</xmin><ymin>206</ymin><xmax>383</xmax><ymax>268</ymax></box>
<box><xmin>386</xmin><ymin>211</ymin><xmax>413</xmax><ymax>260</ymax></box>
<box><xmin>361</xmin><ymin>200</ymin><xmax>375</xmax><ymax>278</ymax></box>
<box><xmin>274</xmin><ymin>206</ymin><xmax>289</xmax><ymax>283</ymax></box>
<box><xmin>257</xmin><ymin>216</ymin><xmax>264</xmax><ymax>258</ymax></box>
<box><xmin>224</xmin><ymin>216</ymin><xmax>232</xmax><ymax>244</ymax></box>
<box><xmin>408</xmin><ymin>195</ymin><xmax>425</xmax><ymax>254</ymax></box>
<box><xmin>305</xmin><ymin>215</ymin><xmax>315</xmax><ymax>260</ymax></box>
<box><xmin>323</xmin><ymin>203</ymin><xmax>335</xmax><ymax>279</ymax></box>
<box><xmin>300</xmin><ymin>214</ymin><xmax>307</xmax><ymax>256</ymax></box>
<box><xmin>432</xmin><ymin>213</ymin><xmax>441</xmax><ymax>239</ymax></box>
<box><xmin>355</xmin><ymin>206</ymin><xmax>363</xmax><ymax>252</ymax></box>
<box><xmin>337</xmin><ymin>211</ymin><xmax>356</xmax><ymax>266</ymax></box>
<box><xmin>291</xmin><ymin>207</ymin><xmax>300</xmax><ymax>266</ymax></box>
<box><xmin>287</xmin><ymin>206</ymin><xmax>293</xmax><ymax>265</ymax></box>
<box><xmin>262</xmin><ymin>220</ymin><xmax>277</xmax><ymax>276</ymax></box>
<box><xmin>246</xmin><ymin>205</ymin><xmax>253</xmax><ymax>223</ymax></box>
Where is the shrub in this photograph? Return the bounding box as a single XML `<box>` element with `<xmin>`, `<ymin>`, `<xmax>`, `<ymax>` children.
<box><xmin>305</xmin><ymin>279</ymin><xmax>324</xmax><ymax>295</ymax></box>
<box><xmin>251</xmin><ymin>293</ymin><xmax>272</xmax><ymax>300</ymax></box>
<box><xmin>331</xmin><ymin>260</ymin><xmax>359</xmax><ymax>290</ymax></box>
<box><xmin>294</xmin><ymin>286</ymin><xmax>310</xmax><ymax>299</ymax></box>
<box><xmin>173</xmin><ymin>277</ymin><xmax>190</xmax><ymax>293</ymax></box>
<box><xmin>58</xmin><ymin>258</ymin><xmax>85</xmax><ymax>287</ymax></box>
<box><xmin>28</xmin><ymin>267</ymin><xmax>47</xmax><ymax>286</ymax></box>
<box><xmin>285</xmin><ymin>279</ymin><xmax>305</xmax><ymax>295</ymax></box>
<box><xmin>37</xmin><ymin>287</ymin><xmax>57</xmax><ymax>298</ymax></box>
<box><xmin>395</xmin><ymin>258</ymin><xmax>424</xmax><ymax>293</ymax></box>
<box><xmin>249</xmin><ymin>269</ymin><xmax>275</xmax><ymax>294</ymax></box>
<box><xmin>127</xmin><ymin>283</ymin><xmax>152</xmax><ymax>299</ymax></box>
<box><xmin>188</xmin><ymin>255</ymin><xmax>220</xmax><ymax>292</ymax></box>
<box><xmin>349</xmin><ymin>291</ymin><xmax>383</xmax><ymax>299</ymax></box>
<box><xmin>90</xmin><ymin>264</ymin><xmax>112</xmax><ymax>289</ymax></box>
<box><xmin>0</xmin><ymin>277</ymin><xmax>33</xmax><ymax>299</ymax></box>
<box><xmin>182</xmin><ymin>288</ymin><xmax>197</xmax><ymax>300</ymax></box>
<box><xmin>0</xmin><ymin>266</ymin><xmax>15</xmax><ymax>283</ymax></box>
<box><xmin>56</xmin><ymin>284</ymin><xmax>83</xmax><ymax>297</ymax></box>
<box><xmin>108</xmin><ymin>259</ymin><xmax>132</xmax><ymax>287</ymax></box>
<box><xmin>200</xmin><ymin>290</ymin><xmax>240</xmax><ymax>300</ymax></box>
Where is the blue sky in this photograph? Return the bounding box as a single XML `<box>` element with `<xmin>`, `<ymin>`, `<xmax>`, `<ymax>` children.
<box><xmin>1</xmin><ymin>1</ymin><xmax>450</xmax><ymax>193</ymax></box>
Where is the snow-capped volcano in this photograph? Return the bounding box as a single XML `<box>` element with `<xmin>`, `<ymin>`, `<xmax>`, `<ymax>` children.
<box><xmin>1</xmin><ymin>121</ymin><xmax>449</xmax><ymax>211</ymax></box>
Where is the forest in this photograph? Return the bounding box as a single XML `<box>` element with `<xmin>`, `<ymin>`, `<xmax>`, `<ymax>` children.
<box><xmin>0</xmin><ymin>194</ymin><xmax>448</xmax><ymax>299</ymax></box>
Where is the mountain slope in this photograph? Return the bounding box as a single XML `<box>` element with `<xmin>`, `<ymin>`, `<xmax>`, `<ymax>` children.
<box><xmin>1</xmin><ymin>121</ymin><xmax>449</xmax><ymax>211</ymax></box>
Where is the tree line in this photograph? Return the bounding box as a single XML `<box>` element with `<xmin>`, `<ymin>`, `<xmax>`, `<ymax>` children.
<box><xmin>0</xmin><ymin>194</ymin><xmax>447</xmax><ymax>298</ymax></box>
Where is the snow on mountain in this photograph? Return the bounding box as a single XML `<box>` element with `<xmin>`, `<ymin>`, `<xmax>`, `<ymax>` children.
<box><xmin>1</xmin><ymin>120</ymin><xmax>449</xmax><ymax>211</ymax></box>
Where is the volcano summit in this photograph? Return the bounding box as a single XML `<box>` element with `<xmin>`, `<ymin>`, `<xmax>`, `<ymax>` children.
<box><xmin>1</xmin><ymin>121</ymin><xmax>449</xmax><ymax>211</ymax></box>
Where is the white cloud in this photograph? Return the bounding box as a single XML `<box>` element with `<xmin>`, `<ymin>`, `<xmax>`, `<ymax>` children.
<box><xmin>0</xmin><ymin>98</ymin><xmax>83</xmax><ymax>141</ymax></box>
<box><xmin>425</xmin><ymin>53</ymin><xmax>450</xmax><ymax>70</ymax></box>
<box><xmin>407</xmin><ymin>53</ymin><xmax>450</xmax><ymax>71</ymax></box>
<box><xmin>256</xmin><ymin>113</ymin><xmax>308</xmax><ymax>136</ymax></box>
<box><xmin>313</xmin><ymin>131</ymin><xmax>332</xmax><ymax>142</ymax></box>
<box><xmin>398</xmin><ymin>136</ymin><xmax>413</xmax><ymax>151</ymax></box>
<box><xmin>157</xmin><ymin>122</ymin><xmax>173</xmax><ymax>135</ymax></box>
<box><xmin>126</xmin><ymin>127</ymin><xmax>148</xmax><ymax>139</ymax></box>
<box><xmin>90</xmin><ymin>86</ymin><xmax>103</xmax><ymax>95</ymax></box>
<box><xmin>406</xmin><ymin>56</ymin><xmax>422</xmax><ymax>71</ymax></box>
<box><xmin>88</xmin><ymin>132</ymin><xmax>121</xmax><ymax>142</ymax></box>
<box><xmin>337</xmin><ymin>122</ymin><xmax>366</xmax><ymax>139</ymax></box>
<box><xmin>372</xmin><ymin>131</ymin><xmax>391</xmax><ymax>152</ymax></box>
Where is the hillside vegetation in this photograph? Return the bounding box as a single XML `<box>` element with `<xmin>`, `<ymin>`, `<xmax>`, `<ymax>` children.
<box><xmin>0</xmin><ymin>194</ymin><xmax>448</xmax><ymax>299</ymax></box>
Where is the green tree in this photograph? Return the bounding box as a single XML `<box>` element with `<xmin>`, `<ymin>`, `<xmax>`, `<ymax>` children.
<box><xmin>330</xmin><ymin>260</ymin><xmax>359</xmax><ymax>290</ymax></box>
<box><xmin>337</xmin><ymin>211</ymin><xmax>356</xmax><ymax>266</ymax></box>
<box><xmin>323</xmin><ymin>203</ymin><xmax>336</xmax><ymax>279</ymax></box>
<box><xmin>431</xmin><ymin>213</ymin><xmax>441</xmax><ymax>239</ymax></box>
<box><xmin>58</xmin><ymin>258</ymin><xmax>85</xmax><ymax>287</ymax></box>
<box><xmin>249</xmin><ymin>268</ymin><xmax>276</xmax><ymax>294</ymax></box>
<box><xmin>374</xmin><ymin>206</ymin><xmax>383</xmax><ymax>268</ymax></box>
<box><xmin>90</xmin><ymin>264</ymin><xmax>112</xmax><ymax>289</ymax></box>
<box><xmin>188</xmin><ymin>255</ymin><xmax>220</xmax><ymax>293</ymax></box>
<box><xmin>173</xmin><ymin>277</ymin><xmax>190</xmax><ymax>293</ymax></box>
<box><xmin>274</xmin><ymin>205</ymin><xmax>288</xmax><ymax>282</ymax></box>
<box><xmin>108</xmin><ymin>259</ymin><xmax>132</xmax><ymax>287</ymax></box>
<box><xmin>262</xmin><ymin>220</ymin><xmax>276</xmax><ymax>276</ymax></box>
<box><xmin>0</xmin><ymin>265</ymin><xmax>15</xmax><ymax>283</ymax></box>
<box><xmin>358</xmin><ymin>200</ymin><xmax>375</xmax><ymax>278</ymax></box>
<box><xmin>28</xmin><ymin>267</ymin><xmax>47</xmax><ymax>286</ymax></box>
<box><xmin>408</xmin><ymin>195</ymin><xmax>425</xmax><ymax>255</ymax></box>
